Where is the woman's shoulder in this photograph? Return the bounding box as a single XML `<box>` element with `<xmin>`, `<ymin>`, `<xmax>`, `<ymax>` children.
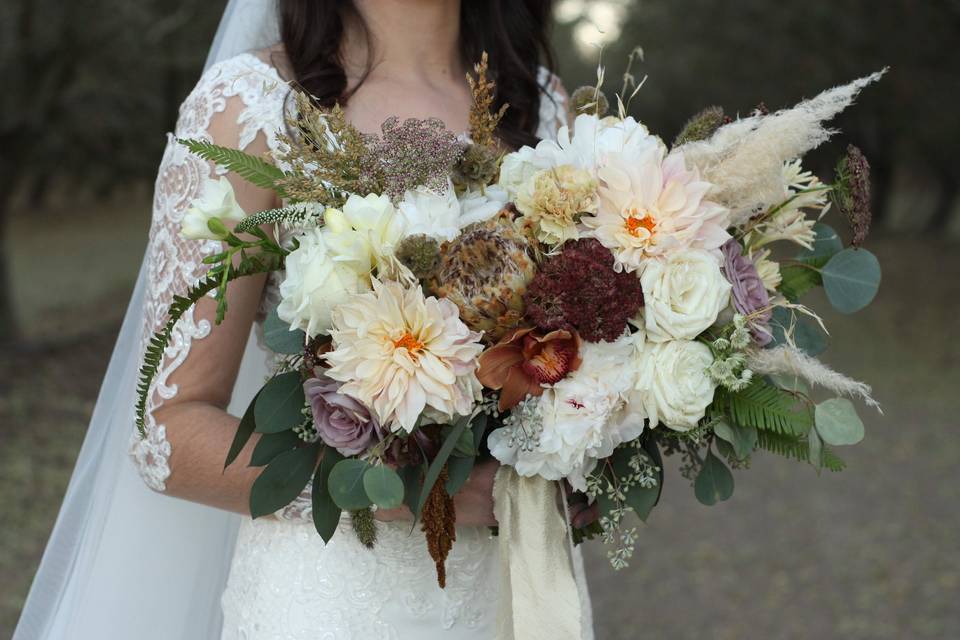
<box><xmin>175</xmin><ymin>48</ymin><xmax>290</xmax><ymax>149</ymax></box>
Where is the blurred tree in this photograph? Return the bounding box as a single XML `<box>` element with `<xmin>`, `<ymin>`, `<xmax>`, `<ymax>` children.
<box><xmin>0</xmin><ymin>0</ymin><xmax>223</xmax><ymax>344</ymax></box>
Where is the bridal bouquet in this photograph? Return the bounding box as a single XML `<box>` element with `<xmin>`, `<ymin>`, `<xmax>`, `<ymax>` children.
<box><xmin>135</xmin><ymin>54</ymin><xmax>884</xmax><ymax>585</ymax></box>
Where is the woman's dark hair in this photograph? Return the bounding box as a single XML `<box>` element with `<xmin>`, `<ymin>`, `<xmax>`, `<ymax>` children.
<box><xmin>277</xmin><ymin>0</ymin><xmax>555</xmax><ymax>149</ymax></box>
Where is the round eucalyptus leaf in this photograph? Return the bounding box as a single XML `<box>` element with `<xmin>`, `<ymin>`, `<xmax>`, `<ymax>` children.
<box><xmin>808</xmin><ymin>428</ymin><xmax>823</xmax><ymax>467</ymax></box>
<box><xmin>694</xmin><ymin>449</ymin><xmax>735</xmax><ymax>506</ymax></box>
<box><xmin>821</xmin><ymin>248</ymin><xmax>881</xmax><ymax>314</ymax></box>
<box><xmin>362</xmin><ymin>465</ymin><xmax>405</xmax><ymax>510</ymax></box>
<box><xmin>713</xmin><ymin>420</ymin><xmax>757</xmax><ymax>460</ymax></box>
<box><xmin>328</xmin><ymin>459</ymin><xmax>372</xmax><ymax>511</ymax></box>
<box><xmin>254</xmin><ymin>371</ymin><xmax>306</xmax><ymax>434</ymax></box>
<box><xmin>770</xmin><ymin>374</ymin><xmax>811</xmax><ymax>396</ymax></box>
<box><xmin>770</xmin><ymin>307</ymin><xmax>828</xmax><ymax>356</ymax></box>
<box><xmin>815</xmin><ymin>398</ymin><xmax>865</xmax><ymax>446</ymax></box>
<box><xmin>798</xmin><ymin>223</ymin><xmax>843</xmax><ymax>259</ymax></box>
<box><xmin>263</xmin><ymin>306</ymin><xmax>307</xmax><ymax>355</ymax></box>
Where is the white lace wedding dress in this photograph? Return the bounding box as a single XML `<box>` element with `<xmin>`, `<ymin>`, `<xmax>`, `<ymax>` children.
<box><xmin>132</xmin><ymin>52</ymin><xmax>594</xmax><ymax>640</ymax></box>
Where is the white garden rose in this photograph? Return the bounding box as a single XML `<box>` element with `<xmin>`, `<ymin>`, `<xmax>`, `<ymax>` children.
<box><xmin>277</xmin><ymin>227</ymin><xmax>370</xmax><ymax>338</ymax></box>
<box><xmin>180</xmin><ymin>177</ymin><xmax>246</xmax><ymax>240</ymax></box>
<box><xmin>640</xmin><ymin>249</ymin><xmax>732</xmax><ymax>341</ymax></box>
<box><xmin>635</xmin><ymin>339</ymin><xmax>716</xmax><ymax>431</ymax></box>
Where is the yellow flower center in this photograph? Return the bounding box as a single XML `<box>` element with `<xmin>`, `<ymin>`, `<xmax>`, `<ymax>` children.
<box><xmin>624</xmin><ymin>208</ymin><xmax>657</xmax><ymax>238</ymax></box>
<box><xmin>393</xmin><ymin>332</ymin><xmax>425</xmax><ymax>354</ymax></box>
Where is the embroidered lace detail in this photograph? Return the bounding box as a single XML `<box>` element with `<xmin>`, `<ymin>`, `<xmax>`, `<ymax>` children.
<box><xmin>130</xmin><ymin>53</ymin><xmax>288</xmax><ymax>491</ymax></box>
<box><xmin>536</xmin><ymin>66</ymin><xmax>570</xmax><ymax>141</ymax></box>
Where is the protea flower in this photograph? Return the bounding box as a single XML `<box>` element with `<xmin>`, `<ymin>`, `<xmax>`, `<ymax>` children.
<box><xmin>429</xmin><ymin>210</ymin><xmax>536</xmax><ymax>342</ymax></box>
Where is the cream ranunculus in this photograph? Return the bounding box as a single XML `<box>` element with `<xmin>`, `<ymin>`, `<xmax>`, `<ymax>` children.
<box><xmin>640</xmin><ymin>249</ymin><xmax>732</xmax><ymax>341</ymax></box>
<box><xmin>277</xmin><ymin>227</ymin><xmax>370</xmax><ymax>338</ymax></box>
<box><xmin>635</xmin><ymin>338</ymin><xmax>716</xmax><ymax>431</ymax></box>
<box><xmin>180</xmin><ymin>177</ymin><xmax>246</xmax><ymax>240</ymax></box>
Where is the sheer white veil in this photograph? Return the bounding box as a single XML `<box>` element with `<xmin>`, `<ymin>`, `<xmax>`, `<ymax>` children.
<box><xmin>14</xmin><ymin>1</ymin><xmax>280</xmax><ymax>638</ymax></box>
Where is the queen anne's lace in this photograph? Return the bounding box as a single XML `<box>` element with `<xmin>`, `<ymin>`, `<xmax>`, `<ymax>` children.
<box><xmin>132</xmin><ymin>53</ymin><xmax>590</xmax><ymax>637</ymax></box>
<box><xmin>130</xmin><ymin>53</ymin><xmax>287</xmax><ymax>491</ymax></box>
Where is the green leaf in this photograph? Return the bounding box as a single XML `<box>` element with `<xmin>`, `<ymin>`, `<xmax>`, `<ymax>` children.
<box><xmin>263</xmin><ymin>307</ymin><xmax>306</xmax><ymax>355</ymax></box>
<box><xmin>807</xmin><ymin>428</ymin><xmax>824</xmax><ymax>467</ymax></box>
<box><xmin>821</xmin><ymin>248</ymin><xmax>881</xmax><ymax>314</ymax></box>
<box><xmin>311</xmin><ymin>447</ymin><xmax>343</xmax><ymax>543</ymax></box>
<box><xmin>470</xmin><ymin>413</ymin><xmax>489</xmax><ymax>453</ymax></box>
<box><xmin>399</xmin><ymin>463</ymin><xmax>425</xmax><ymax>515</ymax></box>
<box><xmin>254</xmin><ymin>371</ymin><xmax>306</xmax><ymax>434</ymax></box>
<box><xmin>799</xmin><ymin>223</ymin><xmax>843</xmax><ymax>259</ymax></box>
<box><xmin>250</xmin><ymin>430</ymin><xmax>302</xmax><ymax>467</ymax></box>
<box><xmin>446</xmin><ymin>455</ymin><xmax>475</xmax><ymax>495</ymax></box>
<box><xmin>694</xmin><ymin>449</ymin><xmax>735</xmax><ymax>506</ymax></box>
<box><xmin>642</xmin><ymin>436</ymin><xmax>665</xmax><ymax>510</ymax></box>
<box><xmin>416</xmin><ymin>414</ymin><xmax>472</xmax><ymax>520</ymax></box>
<box><xmin>179</xmin><ymin>138</ymin><xmax>288</xmax><ymax>195</ymax></box>
<box><xmin>723</xmin><ymin>379</ymin><xmax>813</xmax><ymax>436</ymax></box>
<box><xmin>713</xmin><ymin>420</ymin><xmax>757</xmax><ymax>460</ymax></box>
<box><xmin>249</xmin><ymin>444</ymin><xmax>319</xmax><ymax>519</ymax></box>
<box><xmin>770</xmin><ymin>307</ymin><xmax>828</xmax><ymax>356</ymax></box>
<box><xmin>328</xmin><ymin>459</ymin><xmax>372</xmax><ymax>510</ymax></box>
<box><xmin>756</xmin><ymin>430</ymin><xmax>847</xmax><ymax>472</ymax></box>
<box><xmin>770</xmin><ymin>374</ymin><xmax>811</xmax><ymax>396</ymax></box>
<box><xmin>450</xmin><ymin>421</ymin><xmax>479</xmax><ymax>457</ymax></box>
<box><xmin>225</xmin><ymin>390</ymin><xmax>259</xmax><ymax>469</ymax></box>
<box><xmin>815</xmin><ymin>398</ymin><xmax>865</xmax><ymax>446</ymax></box>
<box><xmin>362</xmin><ymin>465</ymin><xmax>405</xmax><ymax>509</ymax></box>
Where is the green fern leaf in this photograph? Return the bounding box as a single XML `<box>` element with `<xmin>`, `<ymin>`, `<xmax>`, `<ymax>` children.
<box><xmin>134</xmin><ymin>254</ymin><xmax>282</xmax><ymax>438</ymax></box>
<box><xmin>755</xmin><ymin>431</ymin><xmax>847</xmax><ymax>472</ymax></box>
<box><xmin>179</xmin><ymin>139</ymin><xmax>288</xmax><ymax>195</ymax></box>
<box><xmin>723</xmin><ymin>379</ymin><xmax>813</xmax><ymax>436</ymax></box>
<box><xmin>234</xmin><ymin>203</ymin><xmax>325</xmax><ymax>234</ymax></box>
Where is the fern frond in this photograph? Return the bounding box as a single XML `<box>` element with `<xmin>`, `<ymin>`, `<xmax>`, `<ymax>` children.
<box><xmin>722</xmin><ymin>379</ymin><xmax>813</xmax><ymax>436</ymax></box>
<box><xmin>821</xmin><ymin>447</ymin><xmax>847</xmax><ymax>472</ymax></box>
<box><xmin>755</xmin><ymin>430</ymin><xmax>847</xmax><ymax>472</ymax></box>
<box><xmin>234</xmin><ymin>203</ymin><xmax>326</xmax><ymax>234</ymax></box>
<box><xmin>134</xmin><ymin>255</ymin><xmax>282</xmax><ymax>437</ymax></box>
<box><xmin>180</xmin><ymin>139</ymin><xmax>288</xmax><ymax>195</ymax></box>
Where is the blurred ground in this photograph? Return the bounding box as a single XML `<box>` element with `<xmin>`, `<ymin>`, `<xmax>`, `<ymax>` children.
<box><xmin>2</xmin><ymin>199</ymin><xmax>959</xmax><ymax>638</ymax></box>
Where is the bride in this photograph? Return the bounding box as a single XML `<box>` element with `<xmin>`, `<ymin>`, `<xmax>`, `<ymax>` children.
<box><xmin>15</xmin><ymin>0</ymin><xmax>595</xmax><ymax>638</ymax></box>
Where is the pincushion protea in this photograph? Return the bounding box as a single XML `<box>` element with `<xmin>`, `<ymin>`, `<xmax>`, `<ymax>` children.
<box><xmin>429</xmin><ymin>210</ymin><xmax>536</xmax><ymax>342</ymax></box>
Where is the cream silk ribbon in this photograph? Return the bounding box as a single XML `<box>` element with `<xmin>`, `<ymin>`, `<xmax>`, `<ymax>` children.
<box><xmin>492</xmin><ymin>467</ymin><xmax>583</xmax><ymax>640</ymax></box>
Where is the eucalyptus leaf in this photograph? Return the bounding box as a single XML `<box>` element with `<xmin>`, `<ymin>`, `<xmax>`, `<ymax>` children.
<box><xmin>815</xmin><ymin>398</ymin><xmax>865</xmax><ymax>446</ymax></box>
<box><xmin>224</xmin><ymin>390</ymin><xmax>259</xmax><ymax>469</ymax></box>
<box><xmin>415</xmin><ymin>414</ymin><xmax>471</xmax><ymax>520</ymax></box>
<box><xmin>451</xmin><ymin>422</ymin><xmax>478</xmax><ymax>457</ymax></box>
<box><xmin>263</xmin><ymin>306</ymin><xmax>307</xmax><ymax>355</ymax></box>
<box><xmin>821</xmin><ymin>248</ymin><xmax>881</xmax><ymax>314</ymax></box>
<box><xmin>312</xmin><ymin>447</ymin><xmax>343</xmax><ymax>543</ymax></box>
<box><xmin>798</xmin><ymin>223</ymin><xmax>843</xmax><ymax>259</ymax></box>
<box><xmin>694</xmin><ymin>449</ymin><xmax>735</xmax><ymax>506</ymax></box>
<box><xmin>249</xmin><ymin>444</ymin><xmax>319</xmax><ymax>519</ymax></box>
<box><xmin>770</xmin><ymin>307</ymin><xmax>828</xmax><ymax>356</ymax></box>
<box><xmin>446</xmin><ymin>455</ymin><xmax>475</xmax><ymax>495</ymax></box>
<box><xmin>641</xmin><ymin>436</ymin><xmax>665</xmax><ymax>510</ymax></box>
<box><xmin>362</xmin><ymin>465</ymin><xmax>405</xmax><ymax>509</ymax></box>
<box><xmin>808</xmin><ymin>428</ymin><xmax>824</xmax><ymax>468</ymax></box>
<box><xmin>250</xmin><ymin>430</ymin><xmax>302</xmax><ymax>467</ymax></box>
<box><xmin>254</xmin><ymin>371</ymin><xmax>306</xmax><ymax>434</ymax></box>
<box><xmin>399</xmin><ymin>464</ymin><xmax>425</xmax><ymax>515</ymax></box>
<box><xmin>770</xmin><ymin>374</ymin><xmax>811</xmax><ymax>396</ymax></box>
<box><xmin>328</xmin><ymin>458</ymin><xmax>373</xmax><ymax>510</ymax></box>
<box><xmin>713</xmin><ymin>420</ymin><xmax>757</xmax><ymax>460</ymax></box>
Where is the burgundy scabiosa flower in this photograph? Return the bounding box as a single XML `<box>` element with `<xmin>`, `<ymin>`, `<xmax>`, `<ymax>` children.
<box><xmin>524</xmin><ymin>238</ymin><xmax>644</xmax><ymax>343</ymax></box>
<box><xmin>720</xmin><ymin>238</ymin><xmax>773</xmax><ymax>346</ymax></box>
<box><xmin>304</xmin><ymin>372</ymin><xmax>381</xmax><ymax>456</ymax></box>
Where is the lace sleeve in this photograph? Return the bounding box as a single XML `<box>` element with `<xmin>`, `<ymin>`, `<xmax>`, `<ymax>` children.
<box><xmin>130</xmin><ymin>53</ymin><xmax>287</xmax><ymax>492</ymax></box>
<box><xmin>536</xmin><ymin>67</ymin><xmax>570</xmax><ymax>142</ymax></box>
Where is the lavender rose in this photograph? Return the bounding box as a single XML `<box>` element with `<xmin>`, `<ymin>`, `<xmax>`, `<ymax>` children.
<box><xmin>721</xmin><ymin>239</ymin><xmax>773</xmax><ymax>346</ymax></box>
<box><xmin>304</xmin><ymin>373</ymin><xmax>381</xmax><ymax>455</ymax></box>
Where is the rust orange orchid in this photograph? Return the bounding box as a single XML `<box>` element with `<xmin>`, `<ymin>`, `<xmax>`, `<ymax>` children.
<box><xmin>477</xmin><ymin>327</ymin><xmax>582</xmax><ymax>412</ymax></box>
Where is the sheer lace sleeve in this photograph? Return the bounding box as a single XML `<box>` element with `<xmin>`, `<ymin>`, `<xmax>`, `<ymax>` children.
<box><xmin>130</xmin><ymin>53</ymin><xmax>288</xmax><ymax>492</ymax></box>
<box><xmin>536</xmin><ymin>67</ymin><xmax>570</xmax><ymax>142</ymax></box>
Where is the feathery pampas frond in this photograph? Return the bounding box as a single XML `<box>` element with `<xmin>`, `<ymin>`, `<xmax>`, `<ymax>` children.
<box><xmin>747</xmin><ymin>345</ymin><xmax>881</xmax><ymax>411</ymax></box>
<box><xmin>678</xmin><ymin>70</ymin><xmax>887</xmax><ymax>225</ymax></box>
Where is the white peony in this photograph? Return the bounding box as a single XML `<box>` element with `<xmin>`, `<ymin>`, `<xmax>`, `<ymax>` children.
<box><xmin>277</xmin><ymin>227</ymin><xmax>371</xmax><ymax>338</ymax></box>
<box><xmin>634</xmin><ymin>339</ymin><xmax>716</xmax><ymax>431</ymax></box>
<box><xmin>640</xmin><ymin>249</ymin><xmax>732</xmax><ymax>341</ymax></box>
<box><xmin>180</xmin><ymin>177</ymin><xmax>246</xmax><ymax>240</ymax></box>
<box><xmin>397</xmin><ymin>182</ymin><xmax>463</xmax><ymax>242</ymax></box>
<box><xmin>488</xmin><ymin>333</ymin><xmax>647</xmax><ymax>491</ymax></box>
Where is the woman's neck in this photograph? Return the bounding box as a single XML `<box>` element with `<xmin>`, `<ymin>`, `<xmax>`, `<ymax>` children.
<box><xmin>346</xmin><ymin>0</ymin><xmax>463</xmax><ymax>86</ymax></box>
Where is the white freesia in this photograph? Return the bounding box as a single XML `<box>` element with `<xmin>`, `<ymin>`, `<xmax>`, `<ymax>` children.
<box><xmin>325</xmin><ymin>280</ymin><xmax>484</xmax><ymax>432</ymax></box>
<box><xmin>277</xmin><ymin>227</ymin><xmax>370</xmax><ymax>338</ymax></box>
<box><xmin>640</xmin><ymin>248</ymin><xmax>732</xmax><ymax>341</ymax></box>
<box><xmin>180</xmin><ymin>177</ymin><xmax>246</xmax><ymax>240</ymax></box>
<box><xmin>488</xmin><ymin>333</ymin><xmax>647</xmax><ymax>491</ymax></box>
<box><xmin>635</xmin><ymin>339</ymin><xmax>716</xmax><ymax>431</ymax></box>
